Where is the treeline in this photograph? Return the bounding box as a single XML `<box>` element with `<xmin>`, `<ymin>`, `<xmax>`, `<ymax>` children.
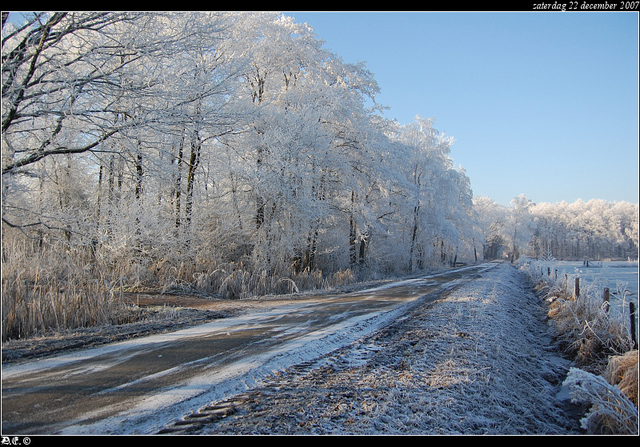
<box><xmin>1</xmin><ymin>13</ymin><xmax>638</xmax><ymax>339</ymax></box>
<box><xmin>475</xmin><ymin>195</ymin><xmax>638</xmax><ymax>262</ymax></box>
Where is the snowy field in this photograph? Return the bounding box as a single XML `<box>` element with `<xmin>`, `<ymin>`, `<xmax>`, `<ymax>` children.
<box><xmin>552</xmin><ymin>260</ymin><xmax>637</xmax><ymax>299</ymax></box>
<box><xmin>527</xmin><ymin>260</ymin><xmax>638</xmax><ymax>321</ymax></box>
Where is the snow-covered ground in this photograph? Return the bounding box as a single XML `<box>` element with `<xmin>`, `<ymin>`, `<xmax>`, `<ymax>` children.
<box><xmin>160</xmin><ymin>262</ymin><xmax>586</xmax><ymax>435</ymax></box>
<box><xmin>534</xmin><ymin>260</ymin><xmax>638</xmax><ymax>305</ymax></box>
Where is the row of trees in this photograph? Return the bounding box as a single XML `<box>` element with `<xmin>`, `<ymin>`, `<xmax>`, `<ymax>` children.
<box><xmin>2</xmin><ymin>12</ymin><xmax>477</xmax><ymax>294</ymax></box>
<box><xmin>2</xmin><ymin>12</ymin><xmax>638</xmax><ymax>303</ymax></box>
<box><xmin>475</xmin><ymin>195</ymin><xmax>638</xmax><ymax>262</ymax></box>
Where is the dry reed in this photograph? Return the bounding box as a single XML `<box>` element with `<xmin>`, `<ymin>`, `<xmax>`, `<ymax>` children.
<box><xmin>2</xmin><ymin>227</ymin><xmax>359</xmax><ymax>340</ymax></box>
<box><xmin>1</xmin><ymin>233</ymin><xmax>142</xmax><ymax>342</ymax></box>
<box><xmin>604</xmin><ymin>350</ymin><xmax>638</xmax><ymax>407</ymax></box>
<box><xmin>523</xmin><ymin>261</ymin><xmax>638</xmax><ymax>434</ymax></box>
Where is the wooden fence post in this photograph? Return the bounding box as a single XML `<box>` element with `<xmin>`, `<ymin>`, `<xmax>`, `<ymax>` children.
<box><xmin>602</xmin><ymin>287</ymin><xmax>609</xmax><ymax>312</ymax></box>
<box><xmin>573</xmin><ymin>277</ymin><xmax>580</xmax><ymax>299</ymax></box>
<box><xmin>630</xmin><ymin>302</ymin><xmax>637</xmax><ymax>350</ymax></box>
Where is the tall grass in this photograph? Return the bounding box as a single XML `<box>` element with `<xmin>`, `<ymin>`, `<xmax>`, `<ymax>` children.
<box><xmin>521</xmin><ymin>260</ymin><xmax>636</xmax><ymax>371</ymax></box>
<box><xmin>165</xmin><ymin>261</ymin><xmax>356</xmax><ymax>300</ymax></box>
<box><xmin>564</xmin><ymin>366</ymin><xmax>638</xmax><ymax>434</ymax></box>
<box><xmin>521</xmin><ymin>260</ymin><xmax>638</xmax><ymax>434</ymax></box>
<box><xmin>1</xmin><ymin>235</ymin><xmax>147</xmax><ymax>342</ymax></box>
<box><xmin>2</xmin><ymin>230</ymin><xmax>359</xmax><ymax>342</ymax></box>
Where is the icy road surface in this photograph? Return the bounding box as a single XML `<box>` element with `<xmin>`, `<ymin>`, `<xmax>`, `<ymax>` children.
<box><xmin>1</xmin><ymin>263</ymin><xmax>497</xmax><ymax>435</ymax></box>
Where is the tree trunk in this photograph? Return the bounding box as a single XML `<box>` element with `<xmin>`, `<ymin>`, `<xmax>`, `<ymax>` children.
<box><xmin>359</xmin><ymin>229</ymin><xmax>368</xmax><ymax>266</ymax></box>
<box><xmin>349</xmin><ymin>190</ymin><xmax>358</xmax><ymax>267</ymax></box>
<box><xmin>135</xmin><ymin>151</ymin><xmax>143</xmax><ymax>200</ymax></box>
<box><xmin>409</xmin><ymin>205</ymin><xmax>419</xmax><ymax>271</ymax></box>
<box><xmin>185</xmin><ymin>131</ymin><xmax>201</xmax><ymax>227</ymax></box>
<box><xmin>174</xmin><ymin>134</ymin><xmax>184</xmax><ymax>230</ymax></box>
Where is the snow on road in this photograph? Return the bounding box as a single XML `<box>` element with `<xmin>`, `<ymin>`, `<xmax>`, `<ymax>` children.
<box><xmin>2</xmin><ymin>264</ymin><xmax>489</xmax><ymax>435</ymax></box>
<box><xmin>160</xmin><ymin>262</ymin><xmax>581</xmax><ymax>435</ymax></box>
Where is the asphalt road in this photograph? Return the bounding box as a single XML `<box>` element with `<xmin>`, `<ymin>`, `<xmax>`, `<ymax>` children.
<box><xmin>1</xmin><ymin>263</ymin><xmax>496</xmax><ymax>435</ymax></box>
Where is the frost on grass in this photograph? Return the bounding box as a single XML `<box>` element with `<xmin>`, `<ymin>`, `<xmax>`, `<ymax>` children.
<box><xmin>521</xmin><ymin>259</ymin><xmax>637</xmax><ymax>374</ymax></box>
<box><xmin>406</xmin><ymin>265</ymin><xmax>572</xmax><ymax>435</ymax></box>
<box><xmin>604</xmin><ymin>350</ymin><xmax>639</xmax><ymax>407</ymax></box>
<box><xmin>564</xmin><ymin>367</ymin><xmax>638</xmax><ymax>435</ymax></box>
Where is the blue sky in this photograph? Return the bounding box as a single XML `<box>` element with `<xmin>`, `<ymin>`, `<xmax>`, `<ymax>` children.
<box><xmin>285</xmin><ymin>11</ymin><xmax>639</xmax><ymax>207</ymax></box>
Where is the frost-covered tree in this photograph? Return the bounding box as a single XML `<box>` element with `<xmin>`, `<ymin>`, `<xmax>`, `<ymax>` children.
<box><xmin>506</xmin><ymin>194</ymin><xmax>533</xmax><ymax>262</ymax></box>
<box><xmin>473</xmin><ymin>196</ymin><xmax>509</xmax><ymax>260</ymax></box>
<box><xmin>1</xmin><ymin>12</ymin><xmax>240</xmax><ymax>243</ymax></box>
<box><xmin>213</xmin><ymin>13</ymin><xmax>385</xmax><ymax>275</ymax></box>
<box><xmin>386</xmin><ymin>116</ymin><xmax>476</xmax><ymax>270</ymax></box>
<box><xmin>475</xmin><ymin>197</ymin><xmax>639</xmax><ymax>263</ymax></box>
<box><xmin>528</xmin><ymin>199</ymin><xmax>638</xmax><ymax>261</ymax></box>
